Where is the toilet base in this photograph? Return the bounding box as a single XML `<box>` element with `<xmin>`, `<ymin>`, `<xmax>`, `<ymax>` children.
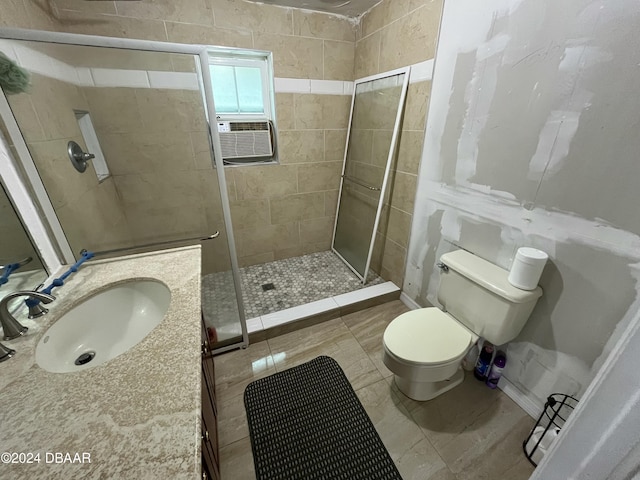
<box><xmin>394</xmin><ymin>368</ymin><xmax>465</xmax><ymax>401</ymax></box>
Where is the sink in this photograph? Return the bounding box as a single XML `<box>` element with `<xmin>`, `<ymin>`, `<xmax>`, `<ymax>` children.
<box><xmin>36</xmin><ymin>280</ymin><xmax>171</xmax><ymax>373</ymax></box>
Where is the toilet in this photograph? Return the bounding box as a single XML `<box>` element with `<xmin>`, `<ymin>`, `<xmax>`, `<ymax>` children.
<box><xmin>383</xmin><ymin>249</ymin><xmax>543</xmax><ymax>401</ymax></box>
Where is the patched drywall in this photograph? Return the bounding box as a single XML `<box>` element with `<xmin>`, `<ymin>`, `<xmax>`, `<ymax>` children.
<box><xmin>405</xmin><ymin>0</ymin><xmax>640</xmax><ymax>408</ymax></box>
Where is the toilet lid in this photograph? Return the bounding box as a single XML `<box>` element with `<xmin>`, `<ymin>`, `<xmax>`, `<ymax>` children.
<box><xmin>383</xmin><ymin>309</ymin><xmax>473</xmax><ymax>365</ymax></box>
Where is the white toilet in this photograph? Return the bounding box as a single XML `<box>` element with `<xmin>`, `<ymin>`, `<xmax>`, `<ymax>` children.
<box><xmin>383</xmin><ymin>249</ymin><xmax>543</xmax><ymax>401</ymax></box>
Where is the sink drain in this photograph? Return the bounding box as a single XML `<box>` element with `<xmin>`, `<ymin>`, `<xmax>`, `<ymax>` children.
<box><xmin>75</xmin><ymin>351</ymin><xmax>96</xmax><ymax>366</ymax></box>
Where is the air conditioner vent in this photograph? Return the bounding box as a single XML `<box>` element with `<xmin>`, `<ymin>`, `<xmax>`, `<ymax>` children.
<box><xmin>218</xmin><ymin>120</ymin><xmax>274</xmax><ymax>160</ymax></box>
<box><xmin>230</xmin><ymin>122</ymin><xmax>269</xmax><ymax>132</ymax></box>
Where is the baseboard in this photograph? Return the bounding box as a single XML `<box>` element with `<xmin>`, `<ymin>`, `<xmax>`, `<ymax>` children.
<box><xmin>499</xmin><ymin>376</ymin><xmax>543</xmax><ymax>419</ymax></box>
<box><xmin>399</xmin><ymin>292</ymin><xmax>421</xmax><ymax>310</ymax></box>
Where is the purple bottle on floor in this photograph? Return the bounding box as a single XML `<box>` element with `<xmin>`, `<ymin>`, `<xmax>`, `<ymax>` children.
<box><xmin>486</xmin><ymin>351</ymin><xmax>506</xmax><ymax>389</ymax></box>
<box><xmin>474</xmin><ymin>342</ymin><xmax>493</xmax><ymax>381</ymax></box>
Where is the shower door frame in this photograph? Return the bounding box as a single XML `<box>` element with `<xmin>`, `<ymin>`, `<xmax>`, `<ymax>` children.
<box><xmin>331</xmin><ymin>67</ymin><xmax>411</xmax><ymax>284</ymax></box>
<box><xmin>0</xmin><ymin>27</ymin><xmax>249</xmax><ymax>352</ymax></box>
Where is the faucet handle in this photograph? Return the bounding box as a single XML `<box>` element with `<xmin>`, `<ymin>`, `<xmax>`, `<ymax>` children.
<box><xmin>0</xmin><ymin>341</ymin><xmax>15</xmax><ymax>362</ymax></box>
<box><xmin>0</xmin><ymin>290</ymin><xmax>55</xmax><ymax>341</ymax></box>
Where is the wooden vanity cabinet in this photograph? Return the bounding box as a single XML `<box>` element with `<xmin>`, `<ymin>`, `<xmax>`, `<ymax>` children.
<box><xmin>202</xmin><ymin>321</ymin><xmax>220</xmax><ymax>480</ymax></box>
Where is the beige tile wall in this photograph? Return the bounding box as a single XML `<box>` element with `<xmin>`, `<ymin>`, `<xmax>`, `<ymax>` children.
<box><xmin>42</xmin><ymin>0</ymin><xmax>356</xmax><ymax>269</ymax></box>
<box><xmin>354</xmin><ymin>0</ymin><xmax>443</xmax><ymax>287</ymax></box>
<box><xmin>229</xmin><ymin>93</ymin><xmax>349</xmax><ymax>266</ymax></box>
<box><xmin>80</xmin><ymin>78</ymin><xmax>236</xmax><ymax>275</ymax></box>
<box><xmin>2</xmin><ymin>0</ymin><xmax>443</xmax><ymax>280</ymax></box>
<box><xmin>334</xmin><ymin>84</ymin><xmax>402</xmax><ymax>273</ymax></box>
<box><xmin>5</xmin><ymin>73</ymin><xmax>131</xmax><ymax>256</ymax></box>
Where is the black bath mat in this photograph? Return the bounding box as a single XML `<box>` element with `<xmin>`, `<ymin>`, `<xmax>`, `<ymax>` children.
<box><xmin>244</xmin><ymin>356</ymin><xmax>403</xmax><ymax>480</ymax></box>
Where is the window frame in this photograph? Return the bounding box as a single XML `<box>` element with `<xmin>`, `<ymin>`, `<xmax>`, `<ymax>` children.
<box><xmin>207</xmin><ymin>50</ymin><xmax>275</xmax><ymax>123</ymax></box>
<box><xmin>206</xmin><ymin>48</ymin><xmax>279</xmax><ymax>165</ymax></box>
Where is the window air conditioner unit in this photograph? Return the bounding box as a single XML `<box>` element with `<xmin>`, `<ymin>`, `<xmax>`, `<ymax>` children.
<box><xmin>217</xmin><ymin>120</ymin><xmax>275</xmax><ymax>160</ymax></box>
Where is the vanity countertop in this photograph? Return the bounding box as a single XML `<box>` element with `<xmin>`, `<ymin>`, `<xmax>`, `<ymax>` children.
<box><xmin>0</xmin><ymin>246</ymin><xmax>201</xmax><ymax>479</ymax></box>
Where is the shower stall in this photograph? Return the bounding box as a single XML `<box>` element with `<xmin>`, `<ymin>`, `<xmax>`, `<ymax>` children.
<box><xmin>0</xmin><ymin>28</ymin><xmax>409</xmax><ymax>353</ymax></box>
<box><xmin>332</xmin><ymin>69</ymin><xmax>410</xmax><ymax>282</ymax></box>
<box><xmin>0</xmin><ymin>30</ymin><xmax>246</xmax><ymax>352</ymax></box>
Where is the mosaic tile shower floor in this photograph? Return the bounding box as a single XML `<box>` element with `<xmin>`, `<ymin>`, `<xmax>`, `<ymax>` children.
<box><xmin>202</xmin><ymin>251</ymin><xmax>385</xmax><ymax>341</ymax></box>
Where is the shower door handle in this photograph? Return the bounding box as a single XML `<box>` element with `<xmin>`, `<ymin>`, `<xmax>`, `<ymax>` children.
<box><xmin>341</xmin><ymin>175</ymin><xmax>381</xmax><ymax>191</ymax></box>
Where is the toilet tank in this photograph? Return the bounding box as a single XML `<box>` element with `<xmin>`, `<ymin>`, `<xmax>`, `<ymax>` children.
<box><xmin>437</xmin><ymin>250</ymin><xmax>543</xmax><ymax>345</ymax></box>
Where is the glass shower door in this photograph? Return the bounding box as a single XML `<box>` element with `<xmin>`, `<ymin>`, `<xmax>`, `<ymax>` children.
<box><xmin>332</xmin><ymin>69</ymin><xmax>410</xmax><ymax>282</ymax></box>
<box><xmin>0</xmin><ymin>38</ymin><xmax>245</xmax><ymax>351</ymax></box>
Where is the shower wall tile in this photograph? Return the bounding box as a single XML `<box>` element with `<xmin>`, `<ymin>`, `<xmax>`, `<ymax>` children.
<box><xmin>113</xmin><ymin>173</ymin><xmax>164</xmax><ymax>206</ymax></box>
<box><xmin>84</xmin><ymin>88</ymin><xmax>145</xmax><ymax>134</ymax></box>
<box><xmin>27</xmin><ymin>139</ymin><xmax>94</xmax><ymax>209</ymax></box>
<box><xmin>277</xmin><ymin>130</ymin><xmax>325</xmax><ymax>164</ymax></box>
<box><xmin>235</xmin><ymin>222</ymin><xmax>300</xmax><ymax>258</ymax></box>
<box><xmin>324</xmin><ymin>40</ymin><xmax>356</xmax><ymax>81</ymax></box>
<box><xmin>269</xmin><ymin>192</ymin><xmax>325</xmax><ymax>225</ymax></box>
<box><xmin>99</xmin><ymin>132</ymin><xmax>196</xmax><ymax>175</ymax></box>
<box><xmin>293</xmin><ymin>95</ymin><xmax>323</xmax><ymax>130</ymax></box>
<box><xmin>372</xmin><ymin>130</ymin><xmax>394</xmax><ymax>167</ymax></box>
<box><xmin>293</xmin><ymin>10</ymin><xmax>356</xmax><ymax>42</ymax></box>
<box><xmin>253</xmin><ymin>33</ymin><xmax>323</xmax><ymax>79</ymax></box>
<box><xmin>114</xmin><ymin>0</ymin><xmax>214</xmax><ymax>26</ymax></box>
<box><xmin>300</xmin><ymin>217</ymin><xmax>335</xmax><ymax>246</ymax></box>
<box><xmin>324</xmin><ymin>191</ymin><xmax>340</xmax><ymax>217</ymax></box>
<box><xmin>294</xmin><ymin>95</ymin><xmax>351</xmax><ymax>130</ymax></box>
<box><xmin>230</xmin><ymin>199</ymin><xmax>271</xmax><ymax>230</ymax></box>
<box><xmin>56</xmin><ymin>182</ymin><xmax>131</xmax><ymax>254</ymax></box>
<box><xmin>27</xmin><ymin>75</ymin><xmax>86</xmax><ymax>141</ymax></box>
<box><xmin>297</xmin><ymin>162</ymin><xmax>343</xmax><ymax>193</ymax></box>
<box><xmin>233</xmin><ymin>165</ymin><xmax>298</xmax><ymax>200</ymax></box>
<box><xmin>3</xmin><ymin>94</ymin><xmax>46</xmax><ymax>143</ymax></box>
<box><xmin>321</xmin><ymin>96</ymin><xmax>352</xmax><ymax>129</ymax></box>
<box><xmin>238</xmin><ymin>252</ymin><xmax>276</xmax><ymax>268</ymax></box>
<box><xmin>201</xmin><ymin>232</ymin><xmax>232</xmax><ymax>274</ymax></box>
<box><xmin>57</xmin><ymin>11</ymin><xmax>168</xmax><ymax>41</ymax></box>
<box><xmin>397</xmin><ymin>129</ymin><xmax>424</xmax><ymax>175</ymax></box>
<box><xmin>275</xmin><ymin>94</ymin><xmax>295</xmax><ymax>131</ymax></box>
<box><xmin>165</xmin><ymin>22</ymin><xmax>254</xmax><ymax>49</ymax></box>
<box><xmin>5</xmin><ymin>71</ymin><xmax>132</xmax><ymax>255</ymax></box>
<box><xmin>354</xmin><ymin>0</ymin><xmax>442</xmax><ymax>287</ymax></box>
<box><xmin>378</xmin><ymin>4</ymin><xmax>441</xmax><ymax>73</ymax></box>
<box><xmin>136</xmin><ymin>89</ymin><xmax>207</xmax><ymax>133</ymax></box>
<box><xmin>324</xmin><ymin>130</ymin><xmax>348</xmax><ymax>162</ymax></box>
<box><xmin>54</xmin><ymin>0</ymin><xmax>116</xmax><ymax>15</ymax></box>
<box><xmin>385</xmin><ymin>206</ymin><xmax>412</xmax><ymax>248</ymax></box>
<box><xmin>190</xmin><ymin>132</ymin><xmax>214</xmax><ymax>170</ymax></box>
<box><xmin>125</xmin><ymin>205</ymin><xmax>208</xmax><ymax>247</ymax></box>
<box><xmin>389</xmin><ymin>171</ymin><xmax>417</xmax><ymax>214</ymax></box>
<box><xmin>359</xmin><ymin>0</ymin><xmax>410</xmax><ymax>39</ymax></box>
<box><xmin>380</xmin><ymin>238</ymin><xmax>407</xmax><ymax>288</ymax></box>
<box><xmin>403</xmin><ymin>81</ymin><xmax>431</xmax><ymax>131</ymax></box>
<box><xmin>213</xmin><ymin>0</ymin><xmax>293</xmax><ymax>35</ymax></box>
<box><xmin>7</xmin><ymin>0</ymin><xmax>358</xmax><ymax>270</ymax></box>
<box><xmin>354</xmin><ymin>32</ymin><xmax>381</xmax><ymax>79</ymax></box>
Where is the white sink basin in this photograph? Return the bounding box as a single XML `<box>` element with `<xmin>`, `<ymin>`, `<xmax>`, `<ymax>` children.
<box><xmin>36</xmin><ymin>280</ymin><xmax>171</xmax><ymax>373</ymax></box>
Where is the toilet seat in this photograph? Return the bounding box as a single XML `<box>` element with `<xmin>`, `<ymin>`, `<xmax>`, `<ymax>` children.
<box><xmin>383</xmin><ymin>308</ymin><xmax>473</xmax><ymax>366</ymax></box>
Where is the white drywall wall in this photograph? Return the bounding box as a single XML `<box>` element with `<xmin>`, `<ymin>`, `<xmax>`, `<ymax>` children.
<box><xmin>405</xmin><ymin>0</ymin><xmax>640</xmax><ymax>408</ymax></box>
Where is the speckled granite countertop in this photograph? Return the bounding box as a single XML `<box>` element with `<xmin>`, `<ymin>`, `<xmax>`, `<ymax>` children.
<box><xmin>0</xmin><ymin>246</ymin><xmax>201</xmax><ymax>480</ymax></box>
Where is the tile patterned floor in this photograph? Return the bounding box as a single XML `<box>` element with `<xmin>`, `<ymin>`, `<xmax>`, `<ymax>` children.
<box><xmin>214</xmin><ymin>300</ymin><xmax>536</xmax><ymax>480</ymax></box>
<box><xmin>202</xmin><ymin>251</ymin><xmax>385</xmax><ymax>341</ymax></box>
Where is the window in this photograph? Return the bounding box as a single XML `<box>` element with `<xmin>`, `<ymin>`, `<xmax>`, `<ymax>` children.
<box><xmin>208</xmin><ymin>51</ymin><xmax>277</xmax><ymax>165</ymax></box>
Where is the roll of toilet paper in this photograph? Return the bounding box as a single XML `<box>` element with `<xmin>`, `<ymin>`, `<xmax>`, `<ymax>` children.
<box><xmin>508</xmin><ymin>247</ymin><xmax>548</xmax><ymax>290</ymax></box>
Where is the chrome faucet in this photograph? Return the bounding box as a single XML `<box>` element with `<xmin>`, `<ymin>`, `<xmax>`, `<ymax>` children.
<box><xmin>0</xmin><ymin>341</ymin><xmax>15</xmax><ymax>362</ymax></box>
<box><xmin>0</xmin><ymin>291</ymin><xmax>55</xmax><ymax>341</ymax></box>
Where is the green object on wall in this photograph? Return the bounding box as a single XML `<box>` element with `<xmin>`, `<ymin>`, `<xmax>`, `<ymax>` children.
<box><xmin>0</xmin><ymin>52</ymin><xmax>30</xmax><ymax>95</ymax></box>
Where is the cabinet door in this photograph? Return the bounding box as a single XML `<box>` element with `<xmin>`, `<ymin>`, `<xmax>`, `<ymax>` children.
<box><xmin>202</xmin><ymin>416</ymin><xmax>220</xmax><ymax>480</ymax></box>
<box><xmin>202</xmin><ymin>360</ymin><xmax>219</xmax><ymax>464</ymax></box>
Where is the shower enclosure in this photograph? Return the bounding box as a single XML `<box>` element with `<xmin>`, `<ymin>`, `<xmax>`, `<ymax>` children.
<box><xmin>332</xmin><ymin>68</ymin><xmax>410</xmax><ymax>283</ymax></box>
<box><xmin>0</xmin><ymin>29</ymin><xmax>246</xmax><ymax>352</ymax></box>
